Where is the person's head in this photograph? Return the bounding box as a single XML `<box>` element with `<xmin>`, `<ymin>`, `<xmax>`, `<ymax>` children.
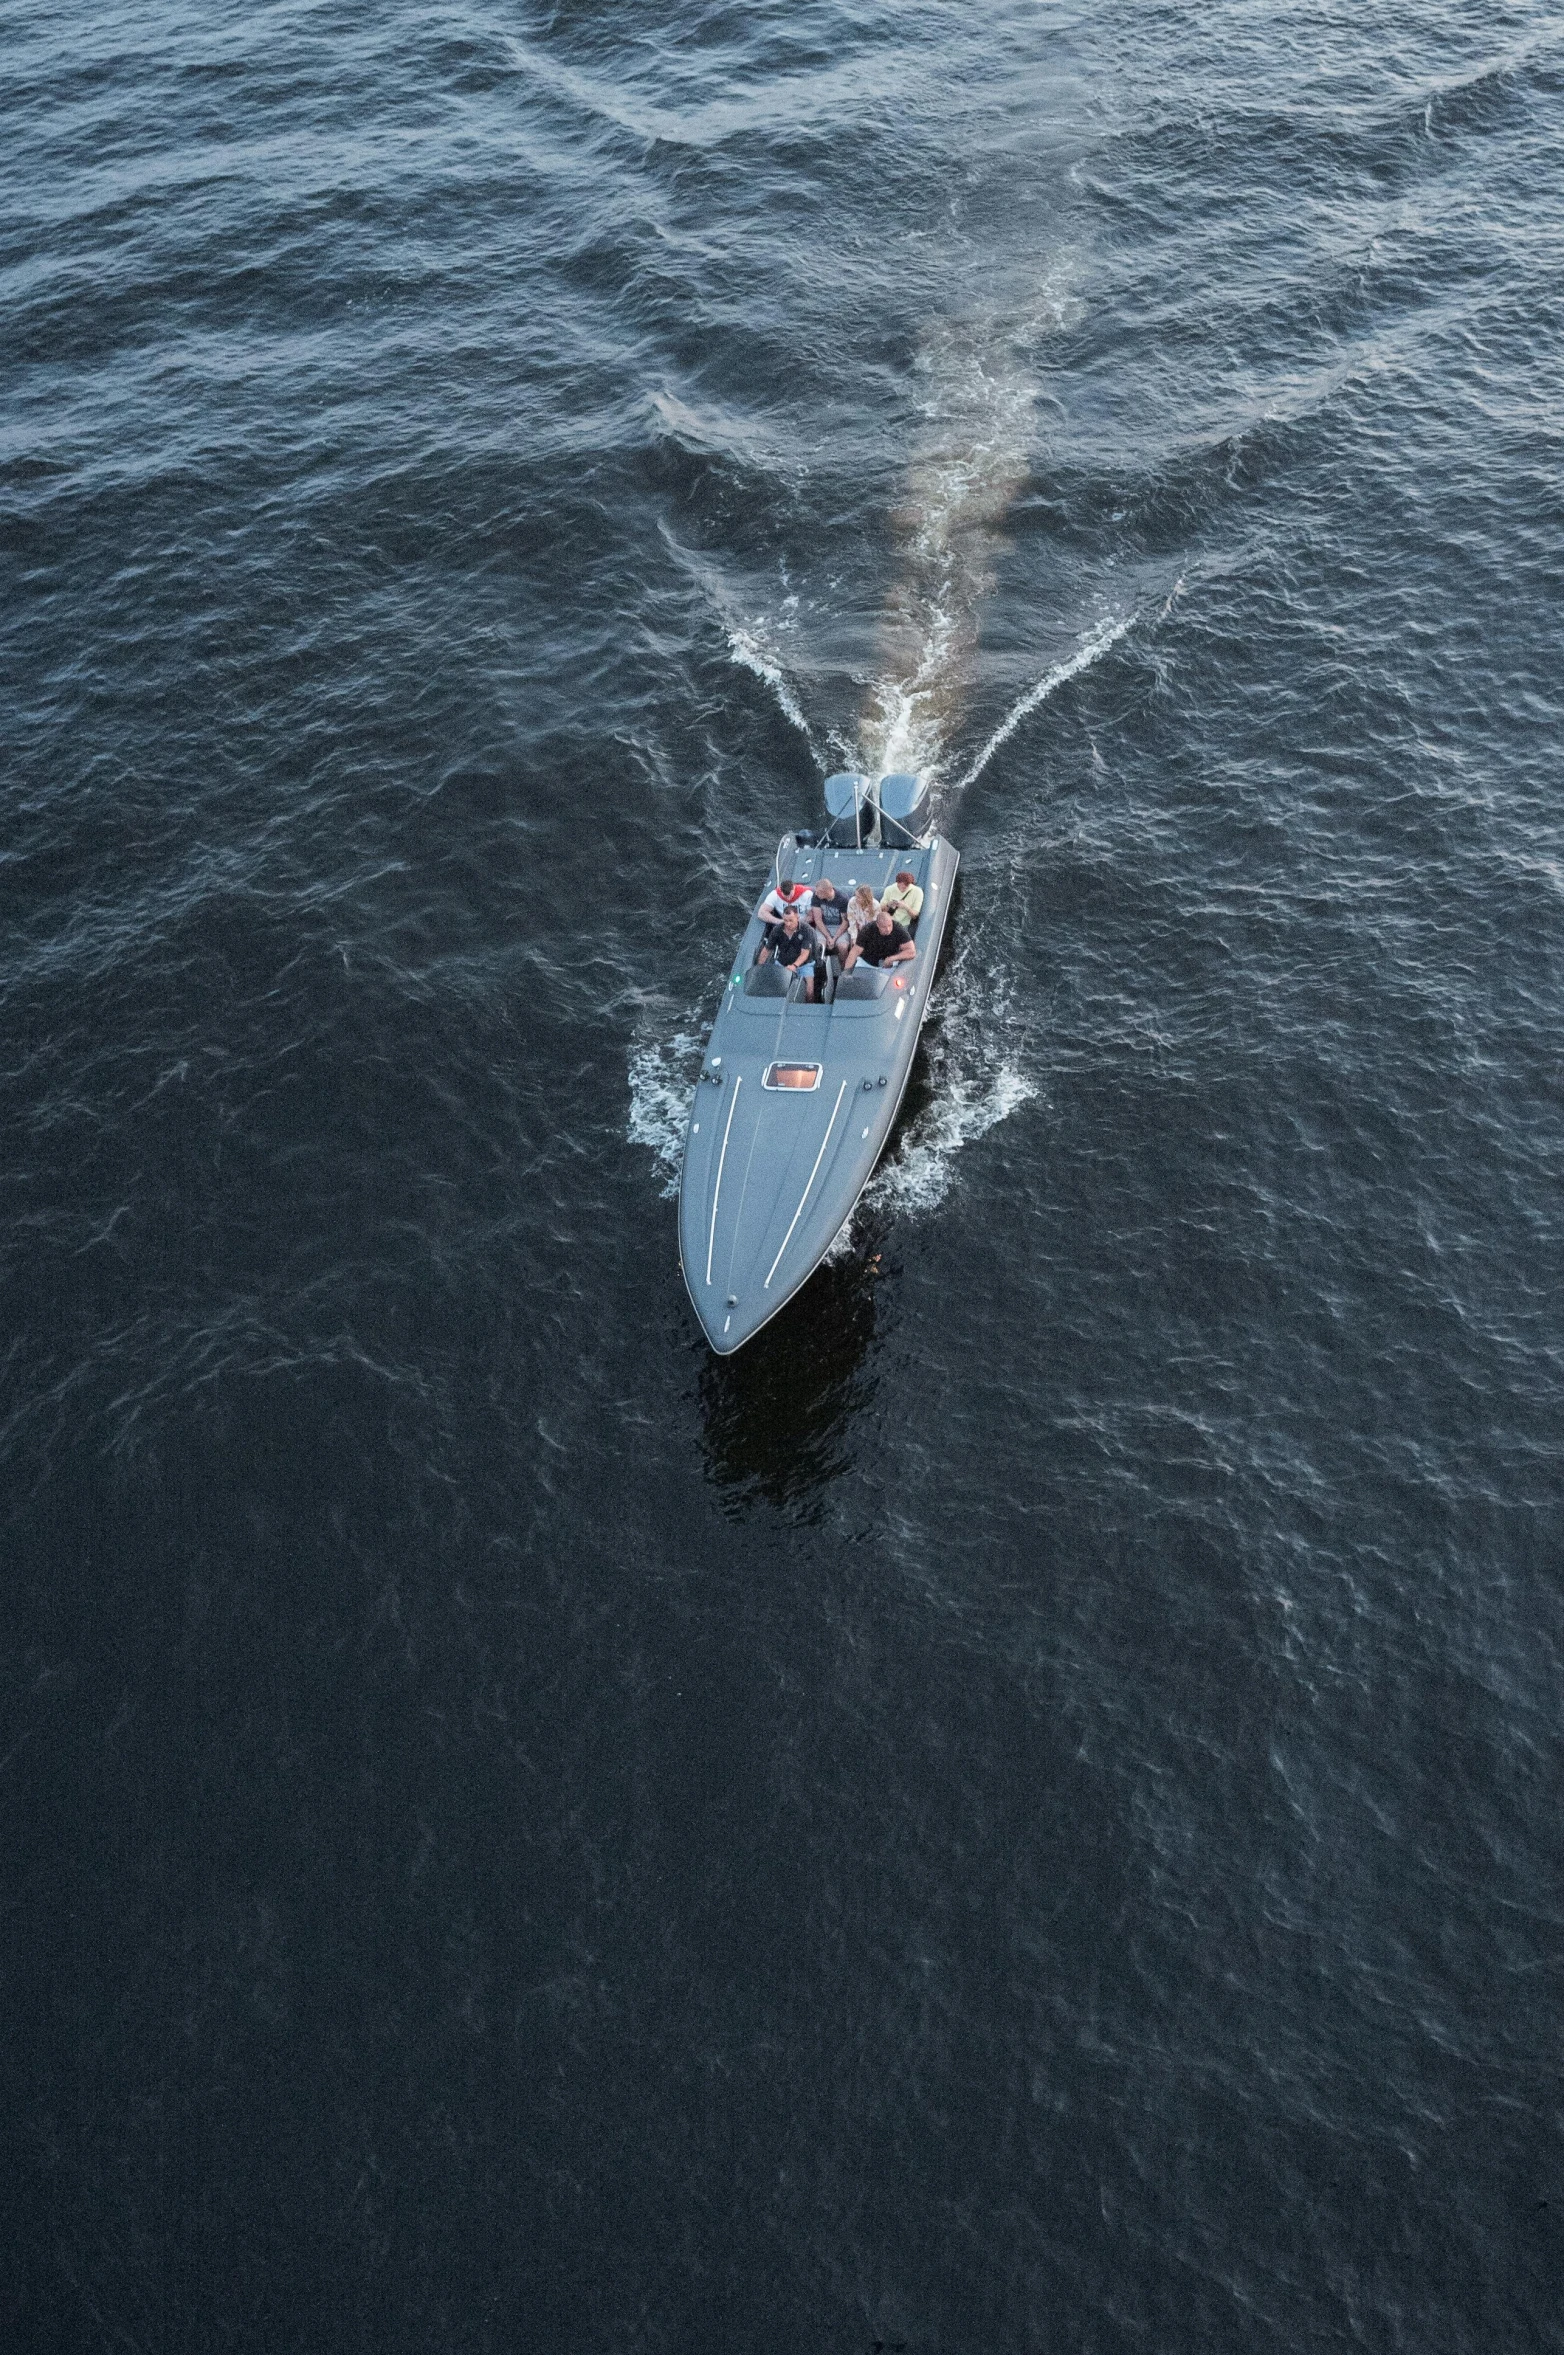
<box><xmin>874</xmin><ymin>909</ymin><xmax>894</xmax><ymax>932</ymax></box>
<box><xmin>816</xmin><ymin>880</ymin><xmax>837</xmax><ymax>901</ymax></box>
<box><xmin>782</xmin><ymin>908</ymin><xmax>800</xmax><ymax>930</ymax></box>
<box><xmin>853</xmin><ymin>884</ymin><xmax>875</xmax><ymax>909</ymax></box>
<box><xmin>896</xmin><ymin>871</ymin><xmax>914</xmax><ymax>889</ymax></box>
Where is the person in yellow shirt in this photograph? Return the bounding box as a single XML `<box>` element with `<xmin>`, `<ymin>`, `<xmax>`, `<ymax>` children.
<box><xmin>879</xmin><ymin>869</ymin><xmax>924</xmax><ymax>928</ymax></box>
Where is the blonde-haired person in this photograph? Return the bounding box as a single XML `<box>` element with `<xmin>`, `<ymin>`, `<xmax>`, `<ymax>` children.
<box><xmin>844</xmin><ymin>881</ymin><xmax>880</xmax><ymax>945</ymax></box>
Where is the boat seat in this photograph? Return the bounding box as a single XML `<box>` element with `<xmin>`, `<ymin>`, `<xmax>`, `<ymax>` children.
<box><xmin>832</xmin><ymin>969</ymin><xmax>888</xmax><ymax>1002</ymax></box>
<box><xmin>742</xmin><ymin>964</ymin><xmax>790</xmax><ymax>999</ymax></box>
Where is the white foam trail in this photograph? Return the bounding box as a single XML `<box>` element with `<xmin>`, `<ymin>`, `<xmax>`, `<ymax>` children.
<box><xmin>813</xmin><ymin>948</ymin><xmax>1040</xmax><ymax>1230</ymax></box>
<box><xmin>857</xmin><ymin>321</ymin><xmax>1042</xmax><ymax>784</ymax></box>
<box><xmin>951</xmin><ymin>611</ymin><xmax>1133</xmax><ymax>792</ymax></box>
<box><xmin>627</xmin><ymin>1026</ymin><xmax>704</xmax><ymax>1197</ymax></box>
<box><xmin>875</xmin><ymin>948</ymin><xmax>1038</xmax><ymax>1214</ymax></box>
<box><xmin>869</xmin><ymin>1061</ymin><xmax>1038</xmax><ymax>1217</ymax></box>
<box><xmin>726</xmin><ymin>623</ymin><xmax>820</xmax><ymax>760</ymax></box>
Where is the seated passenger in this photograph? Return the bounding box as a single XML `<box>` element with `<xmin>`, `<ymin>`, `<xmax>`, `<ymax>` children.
<box><xmin>758</xmin><ymin>906</ymin><xmax>819</xmax><ymax>1000</ymax></box>
<box><xmin>879</xmin><ymin>869</ymin><xmax>924</xmax><ymax>928</ymax></box>
<box><xmin>809</xmin><ymin>879</ymin><xmax>852</xmax><ymax>957</ymax></box>
<box><xmin>758</xmin><ymin>877</ymin><xmax>813</xmax><ymax>926</ymax></box>
<box><xmin>844</xmin><ymin>882</ymin><xmax>880</xmax><ymax>942</ymax></box>
<box><xmin>841</xmin><ymin>907</ymin><xmax>915</xmax><ymax>975</ymax></box>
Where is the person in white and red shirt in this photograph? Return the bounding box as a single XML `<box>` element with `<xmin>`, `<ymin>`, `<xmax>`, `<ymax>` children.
<box><xmin>757</xmin><ymin>877</ymin><xmax>812</xmax><ymax>926</ymax></box>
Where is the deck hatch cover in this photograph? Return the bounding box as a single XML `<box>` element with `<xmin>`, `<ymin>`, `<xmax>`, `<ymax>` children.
<box><xmin>763</xmin><ymin>1062</ymin><xmax>822</xmax><ymax>1091</ymax></box>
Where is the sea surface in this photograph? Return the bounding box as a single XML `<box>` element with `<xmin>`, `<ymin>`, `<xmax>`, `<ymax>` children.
<box><xmin>5</xmin><ymin>3</ymin><xmax>1563</xmax><ymax>2349</ymax></box>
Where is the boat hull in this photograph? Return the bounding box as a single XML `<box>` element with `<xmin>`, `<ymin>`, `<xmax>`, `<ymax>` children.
<box><xmin>678</xmin><ymin>834</ymin><xmax>959</xmax><ymax>1351</ymax></box>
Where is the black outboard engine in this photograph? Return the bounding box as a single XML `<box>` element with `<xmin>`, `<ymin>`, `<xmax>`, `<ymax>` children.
<box><xmin>821</xmin><ymin>769</ymin><xmax>930</xmax><ymax>849</ymax></box>
<box><xmin>822</xmin><ymin>771</ymin><xmax>871</xmax><ymax>849</ymax></box>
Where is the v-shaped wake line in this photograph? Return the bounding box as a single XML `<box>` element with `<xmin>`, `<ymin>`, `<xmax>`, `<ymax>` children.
<box><xmin>725</xmin><ymin>624</ymin><xmax>823</xmax><ymax>766</ymax></box>
<box><xmin>718</xmin><ymin>606</ymin><xmax>1135</xmax><ymax>804</ymax></box>
<box><xmin>948</xmin><ymin>612</ymin><xmax>1133</xmax><ymax>795</ymax></box>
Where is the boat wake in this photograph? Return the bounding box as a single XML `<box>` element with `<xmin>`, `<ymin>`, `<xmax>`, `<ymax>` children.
<box><xmin>950</xmin><ymin>610</ymin><xmax>1134</xmax><ymax>792</ymax></box>
<box><xmin>627</xmin><ymin>1025</ymin><xmax>706</xmax><ymax>1199</ymax></box>
<box><xmin>864</xmin><ymin>949</ymin><xmax>1040</xmax><ymax>1217</ymax></box>
<box><xmin>724</xmin><ymin>617</ymin><xmax>821</xmax><ymax>762</ymax></box>
<box><xmin>857</xmin><ymin>316</ymin><xmax>1043</xmax><ymax>784</ymax></box>
<box><xmin>716</xmin><ymin>310</ymin><xmax>1132</xmax><ymax>802</ymax></box>
<box><xmin>727</xmin><ymin>600</ymin><xmax>1135</xmax><ymax>805</ymax></box>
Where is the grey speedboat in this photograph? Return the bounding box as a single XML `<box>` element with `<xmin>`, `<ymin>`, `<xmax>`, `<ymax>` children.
<box><xmin>678</xmin><ymin>770</ymin><xmax>958</xmax><ymax>1352</ymax></box>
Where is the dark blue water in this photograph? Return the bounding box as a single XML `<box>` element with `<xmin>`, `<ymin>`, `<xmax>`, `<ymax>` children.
<box><xmin>6</xmin><ymin>3</ymin><xmax>1564</xmax><ymax>2348</ymax></box>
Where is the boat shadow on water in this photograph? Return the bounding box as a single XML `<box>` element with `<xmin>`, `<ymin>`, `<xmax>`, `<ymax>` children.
<box><xmin>694</xmin><ymin>1017</ymin><xmax>946</xmax><ymax>1515</ymax></box>
<box><xmin>695</xmin><ymin>1221</ymin><xmax>889</xmax><ymax>1515</ymax></box>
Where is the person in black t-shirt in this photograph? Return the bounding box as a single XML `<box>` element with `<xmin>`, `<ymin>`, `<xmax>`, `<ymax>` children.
<box><xmin>841</xmin><ymin>908</ymin><xmax>915</xmax><ymax>974</ymax></box>
<box><xmin>758</xmin><ymin>907</ymin><xmax>818</xmax><ymax>999</ymax></box>
<box><xmin>809</xmin><ymin>879</ymin><xmax>852</xmax><ymax>959</ymax></box>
